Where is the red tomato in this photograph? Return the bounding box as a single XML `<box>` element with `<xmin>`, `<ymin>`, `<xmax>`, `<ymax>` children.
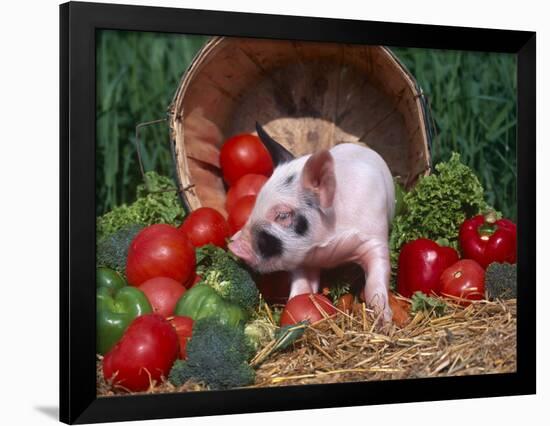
<box><xmin>220</xmin><ymin>134</ymin><xmax>273</xmax><ymax>186</ymax></box>
<box><xmin>225</xmin><ymin>174</ymin><xmax>268</xmax><ymax>213</ymax></box>
<box><xmin>179</xmin><ymin>207</ymin><xmax>230</xmax><ymax>248</ymax></box>
<box><xmin>138</xmin><ymin>277</ymin><xmax>186</xmax><ymax>317</ymax></box>
<box><xmin>227</xmin><ymin>195</ymin><xmax>256</xmax><ymax>234</ymax></box>
<box><xmin>126</xmin><ymin>224</ymin><xmax>196</xmax><ymax>287</ymax></box>
<box><xmin>280</xmin><ymin>293</ymin><xmax>336</xmax><ymax>326</ymax></box>
<box><xmin>169</xmin><ymin>316</ymin><xmax>194</xmax><ymax>359</ymax></box>
<box><xmin>439</xmin><ymin>259</ymin><xmax>486</xmax><ymax>305</ymax></box>
<box><xmin>103</xmin><ymin>314</ymin><xmax>179</xmax><ymax>392</ymax></box>
<box><xmin>255</xmin><ymin>271</ymin><xmax>291</xmax><ymax>305</ymax></box>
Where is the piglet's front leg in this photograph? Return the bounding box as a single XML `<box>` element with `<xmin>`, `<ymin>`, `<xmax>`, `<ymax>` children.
<box><xmin>289</xmin><ymin>267</ymin><xmax>321</xmax><ymax>299</ymax></box>
<box><xmin>358</xmin><ymin>239</ymin><xmax>393</xmax><ymax>325</ymax></box>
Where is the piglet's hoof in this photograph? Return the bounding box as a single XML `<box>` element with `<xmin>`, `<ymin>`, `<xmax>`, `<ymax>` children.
<box><xmin>363</xmin><ymin>291</ymin><xmax>393</xmax><ymax>331</ymax></box>
<box><xmin>372</xmin><ymin>307</ymin><xmax>393</xmax><ymax>333</ymax></box>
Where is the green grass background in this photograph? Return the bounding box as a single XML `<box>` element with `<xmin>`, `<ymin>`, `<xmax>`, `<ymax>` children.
<box><xmin>96</xmin><ymin>31</ymin><xmax>207</xmax><ymax>214</ymax></box>
<box><xmin>96</xmin><ymin>30</ymin><xmax>517</xmax><ymax>220</ymax></box>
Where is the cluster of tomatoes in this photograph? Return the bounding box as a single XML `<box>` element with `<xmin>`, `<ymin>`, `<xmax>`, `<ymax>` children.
<box><xmin>220</xmin><ymin>133</ymin><xmax>273</xmax><ymax>232</ymax></box>
<box><xmin>125</xmin><ymin>131</ymin><xmax>277</xmax><ymax>294</ymax></box>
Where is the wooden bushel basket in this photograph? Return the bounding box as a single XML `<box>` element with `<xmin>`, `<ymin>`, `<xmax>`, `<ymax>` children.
<box><xmin>169</xmin><ymin>37</ymin><xmax>433</xmax><ymax>217</ymax></box>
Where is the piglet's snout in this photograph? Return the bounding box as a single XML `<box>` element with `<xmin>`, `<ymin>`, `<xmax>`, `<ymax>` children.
<box><xmin>228</xmin><ymin>230</ymin><xmax>256</xmax><ymax>265</ymax></box>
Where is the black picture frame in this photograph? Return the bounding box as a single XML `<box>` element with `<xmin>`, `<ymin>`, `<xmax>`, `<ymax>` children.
<box><xmin>60</xmin><ymin>1</ymin><xmax>536</xmax><ymax>424</ymax></box>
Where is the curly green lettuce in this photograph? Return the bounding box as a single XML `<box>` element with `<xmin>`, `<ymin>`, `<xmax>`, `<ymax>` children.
<box><xmin>97</xmin><ymin>172</ymin><xmax>185</xmax><ymax>239</ymax></box>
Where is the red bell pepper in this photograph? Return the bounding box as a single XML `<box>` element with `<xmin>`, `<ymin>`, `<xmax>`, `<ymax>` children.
<box><xmin>397</xmin><ymin>238</ymin><xmax>459</xmax><ymax>298</ymax></box>
<box><xmin>459</xmin><ymin>212</ymin><xmax>516</xmax><ymax>269</ymax></box>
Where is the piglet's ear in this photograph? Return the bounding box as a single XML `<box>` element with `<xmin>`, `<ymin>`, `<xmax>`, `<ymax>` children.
<box><xmin>256</xmin><ymin>122</ymin><xmax>295</xmax><ymax>166</ymax></box>
<box><xmin>301</xmin><ymin>150</ymin><xmax>336</xmax><ymax>209</ymax></box>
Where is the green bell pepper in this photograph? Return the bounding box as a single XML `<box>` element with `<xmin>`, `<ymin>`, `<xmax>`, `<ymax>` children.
<box><xmin>96</xmin><ymin>267</ymin><xmax>126</xmax><ymax>292</ymax></box>
<box><xmin>174</xmin><ymin>283</ymin><xmax>248</xmax><ymax>327</ymax></box>
<box><xmin>96</xmin><ymin>269</ymin><xmax>152</xmax><ymax>354</ymax></box>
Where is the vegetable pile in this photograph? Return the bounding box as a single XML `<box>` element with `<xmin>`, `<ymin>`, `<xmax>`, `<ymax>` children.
<box><xmin>97</xmin><ymin>135</ymin><xmax>518</xmax><ymax>394</ymax></box>
<box><xmin>97</xmin><ymin>132</ymin><xmax>295</xmax><ymax>392</ymax></box>
<box><xmin>390</xmin><ymin>153</ymin><xmax>490</xmax><ymax>264</ymax></box>
<box><xmin>388</xmin><ymin>153</ymin><xmax>517</xmax><ymax>311</ymax></box>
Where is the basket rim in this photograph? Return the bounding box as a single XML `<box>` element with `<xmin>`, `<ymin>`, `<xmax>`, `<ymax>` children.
<box><xmin>168</xmin><ymin>37</ymin><xmax>433</xmax><ymax>213</ymax></box>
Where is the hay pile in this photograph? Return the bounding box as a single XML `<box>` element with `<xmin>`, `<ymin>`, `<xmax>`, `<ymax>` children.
<box><xmin>97</xmin><ymin>297</ymin><xmax>516</xmax><ymax>396</ymax></box>
<box><xmin>252</xmin><ymin>298</ymin><xmax>516</xmax><ymax>386</ymax></box>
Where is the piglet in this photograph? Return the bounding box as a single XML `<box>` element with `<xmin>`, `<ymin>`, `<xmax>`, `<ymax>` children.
<box><xmin>228</xmin><ymin>123</ymin><xmax>395</xmax><ymax>323</ymax></box>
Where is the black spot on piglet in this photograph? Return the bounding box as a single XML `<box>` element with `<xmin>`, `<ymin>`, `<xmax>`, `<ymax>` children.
<box><xmin>294</xmin><ymin>214</ymin><xmax>309</xmax><ymax>236</ymax></box>
<box><xmin>256</xmin><ymin>230</ymin><xmax>283</xmax><ymax>259</ymax></box>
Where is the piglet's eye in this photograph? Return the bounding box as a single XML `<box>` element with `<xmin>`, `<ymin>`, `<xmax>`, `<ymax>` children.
<box><xmin>275</xmin><ymin>211</ymin><xmax>292</xmax><ymax>222</ymax></box>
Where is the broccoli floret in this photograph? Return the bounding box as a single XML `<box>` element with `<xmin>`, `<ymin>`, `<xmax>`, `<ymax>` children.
<box><xmin>169</xmin><ymin>317</ymin><xmax>255</xmax><ymax>390</ymax></box>
<box><xmin>96</xmin><ymin>224</ymin><xmax>144</xmax><ymax>273</ymax></box>
<box><xmin>197</xmin><ymin>245</ymin><xmax>259</xmax><ymax>311</ymax></box>
<box><xmin>485</xmin><ymin>262</ymin><xmax>517</xmax><ymax>300</ymax></box>
<box><xmin>244</xmin><ymin>318</ymin><xmax>276</xmax><ymax>352</ymax></box>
